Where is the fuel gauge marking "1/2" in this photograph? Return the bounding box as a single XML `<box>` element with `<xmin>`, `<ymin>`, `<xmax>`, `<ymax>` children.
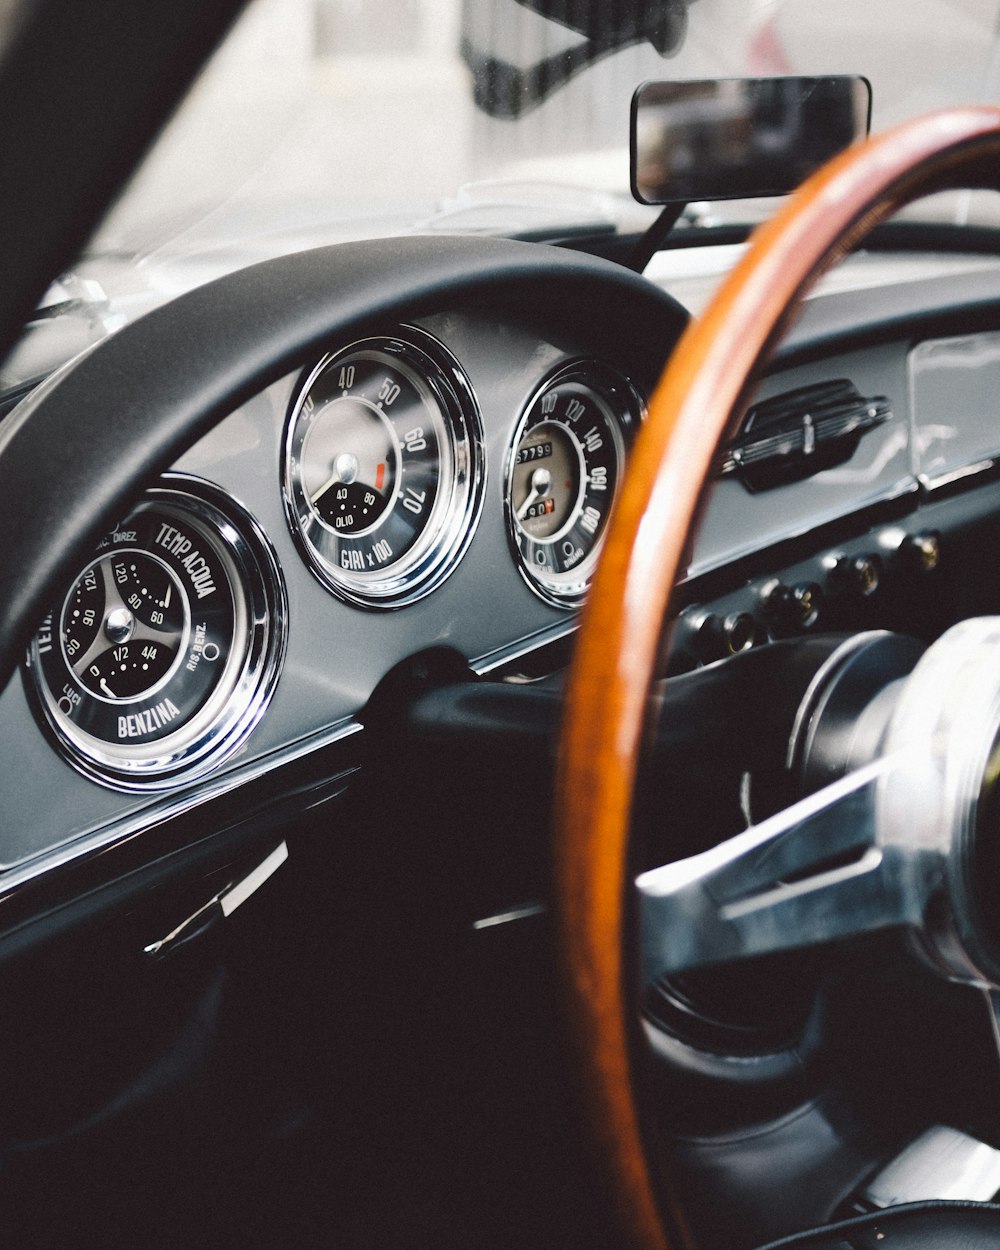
<box><xmin>507</xmin><ymin>361</ymin><xmax>643</xmax><ymax>607</ymax></box>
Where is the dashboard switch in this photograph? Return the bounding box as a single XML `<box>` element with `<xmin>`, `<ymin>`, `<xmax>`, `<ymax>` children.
<box><xmin>908</xmin><ymin>530</ymin><xmax>941</xmax><ymax>573</ymax></box>
<box><xmin>691</xmin><ymin>610</ymin><xmax>759</xmax><ymax>661</ymax></box>
<box><xmin>832</xmin><ymin>553</ymin><xmax>882</xmax><ymax>598</ymax></box>
<box><xmin>723</xmin><ymin>612</ymin><xmax>757</xmax><ymax>654</ymax></box>
<box><xmin>763</xmin><ymin>579</ymin><xmax>823</xmax><ymax>632</ymax></box>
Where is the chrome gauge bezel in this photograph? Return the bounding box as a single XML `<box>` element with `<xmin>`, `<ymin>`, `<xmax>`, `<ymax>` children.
<box><xmin>26</xmin><ymin>477</ymin><xmax>286</xmax><ymax>791</ymax></box>
<box><xmin>505</xmin><ymin>360</ymin><xmax>644</xmax><ymax>608</ymax></box>
<box><xmin>283</xmin><ymin>329</ymin><xmax>485</xmax><ymax>609</ymax></box>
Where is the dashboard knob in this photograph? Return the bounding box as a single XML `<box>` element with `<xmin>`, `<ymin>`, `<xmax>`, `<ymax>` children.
<box><xmin>692</xmin><ymin>610</ymin><xmax>759</xmax><ymax>661</ymax></box>
<box><xmin>832</xmin><ymin>553</ymin><xmax>882</xmax><ymax>598</ymax></box>
<box><xmin>907</xmin><ymin>530</ymin><xmax>941</xmax><ymax>574</ymax></box>
<box><xmin>722</xmin><ymin>611</ymin><xmax>758</xmax><ymax>654</ymax></box>
<box><xmin>763</xmin><ymin>579</ymin><xmax>823</xmax><ymax>632</ymax></box>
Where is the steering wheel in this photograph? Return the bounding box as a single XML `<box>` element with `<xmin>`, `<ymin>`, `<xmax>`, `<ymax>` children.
<box><xmin>556</xmin><ymin>106</ymin><xmax>1000</xmax><ymax>1250</ymax></box>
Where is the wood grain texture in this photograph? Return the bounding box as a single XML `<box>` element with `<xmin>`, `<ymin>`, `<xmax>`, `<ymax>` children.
<box><xmin>553</xmin><ymin>106</ymin><xmax>1000</xmax><ymax>1250</ymax></box>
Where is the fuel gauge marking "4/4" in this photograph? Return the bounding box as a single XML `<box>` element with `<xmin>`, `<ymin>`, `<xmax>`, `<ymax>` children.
<box><xmin>507</xmin><ymin>361</ymin><xmax>643</xmax><ymax>607</ymax></box>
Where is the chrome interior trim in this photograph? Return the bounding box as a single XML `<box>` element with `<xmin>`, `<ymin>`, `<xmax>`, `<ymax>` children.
<box><xmin>472</xmin><ymin>902</ymin><xmax>546</xmax><ymax>930</ymax></box>
<box><xmin>921</xmin><ymin>459</ymin><xmax>997</xmax><ymax>492</ymax></box>
<box><xmin>864</xmin><ymin>1125</ymin><xmax>1000</xmax><ymax>1206</ymax></box>
<box><xmin>0</xmin><ymin>717</ymin><xmax>362</xmax><ymax>896</ymax></box>
<box><xmin>471</xmin><ymin>618</ymin><xmax>577</xmax><ymax>674</ymax></box>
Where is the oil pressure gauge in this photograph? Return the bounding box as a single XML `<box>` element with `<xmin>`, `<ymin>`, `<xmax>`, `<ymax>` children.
<box><xmin>28</xmin><ymin>480</ymin><xmax>285</xmax><ymax>789</ymax></box>
<box><xmin>284</xmin><ymin>331</ymin><xmax>483</xmax><ymax>607</ymax></box>
<box><xmin>506</xmin><ymin>361</ymin><xmax>643</xmax><ymax>606</ymax></box>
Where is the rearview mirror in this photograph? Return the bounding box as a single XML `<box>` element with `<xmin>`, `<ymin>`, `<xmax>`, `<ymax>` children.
<box><xmin>631</xmin><ymin>76</ymin><xmax>872</xmax><ymax>205</ymax></box>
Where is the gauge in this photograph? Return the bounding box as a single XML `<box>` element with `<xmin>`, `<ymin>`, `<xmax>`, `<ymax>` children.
<box><xmin>506</xmin><ymin>361</ymin><xmax>643</xmax><ymax>606</ymax></box>
<box><xmin>28</xmin><ymin>480</ymin><xmax>285</xmax><ymax>790</ymax></box>
<box><xmin>284</xmin><ymin>331</ymin><xmax>484</xmax><ymax>607</ymax></box>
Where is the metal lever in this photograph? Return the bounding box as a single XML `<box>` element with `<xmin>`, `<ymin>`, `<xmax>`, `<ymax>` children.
<box><xmin>863</xmin><ymin>1123</ymin><xmax>1000</xmax><ymax>1206</ymax></box>
<box><xmin>144</xmin><ymin>841</ymin><xmax>288</xmax><ymax>958</ymax></box>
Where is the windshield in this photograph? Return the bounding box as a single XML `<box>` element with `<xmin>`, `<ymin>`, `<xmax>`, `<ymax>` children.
<box><xmin>74</xmin><ymin>0</ymin><xmax>1000</xmax><ymax>261</ymax></box>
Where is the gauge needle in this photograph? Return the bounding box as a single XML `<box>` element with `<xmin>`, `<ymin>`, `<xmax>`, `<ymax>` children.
<box><xmin>163</xmin><ymin>583</ymin><xmax>171</xmax><ymax>609</ymax></box>
<box><xmin>100</xmin><ymin>678</ymin><xmax>115</xmax><ymax>698</ymax></box>
<box><xmin>517</xmin><ymin>466</ymin><xmax>552</xmax><ymax>520</ymax></box>
<box><xmin>310</xmin><ymin>471</ymin><xmax>341</xmax><ymax>506</ymax></box>
<box><xmin>311</xmin><ymin>451</ymin><xmax>360</xmax><ymax>505</ymax></box>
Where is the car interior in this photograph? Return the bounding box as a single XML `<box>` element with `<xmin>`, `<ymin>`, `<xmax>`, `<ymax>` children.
<box><xmin>3</xmin><ymin>2</ymin><xmax>1000</xmax><ymax>1249</ymax></box>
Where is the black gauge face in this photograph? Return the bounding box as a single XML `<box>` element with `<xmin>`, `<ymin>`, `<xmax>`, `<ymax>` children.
<box><xmin>285</xmin><ymin>333</ymin><xmax>483</xmax><ymax>607</ymax></box>
<box><xmin>29</xmin><ymin>485</ymin><xmax>285</xmax><ymax>789</ymax></box>
<box><xmin>65</xmin><ymin>553</ymin><xmax>186</xmax><ymax>700</ymax></box>
<box><xmin>507</xmin><ymin>362</ymin><xmax>643</xmax><ymax>606</ymax></box>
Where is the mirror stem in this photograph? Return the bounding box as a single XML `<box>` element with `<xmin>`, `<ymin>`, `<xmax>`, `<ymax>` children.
<box><xmin>627</xmin><ymin>202</ymin><xmax>688</xmax><ymax>273</ymax></box>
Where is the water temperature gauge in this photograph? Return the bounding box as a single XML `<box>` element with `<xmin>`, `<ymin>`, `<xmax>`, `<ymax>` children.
<box><xmin>63</xmin><ymin>551</ymin><xmax>186</xmax><ymax>700</ymax></box>
<box><xmin>506</xmin><ymin>361</ymin><xmax>643</xmax><ymax>606</ymax></box>
<box><xmin>29</xmin><ymin>481</ymin><xmax>285</xmax><ymax>789</ymax></box>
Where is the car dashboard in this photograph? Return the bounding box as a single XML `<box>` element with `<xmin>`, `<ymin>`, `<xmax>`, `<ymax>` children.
<box><xmin>1</xmin><ymin>233</ymin><xmax>1000</xmax><ymax>952</ymax></box>
<box><xmin>0</xmin><ymin>231</ymin><xmax>999</xmax><ymax>1247</ymax></box>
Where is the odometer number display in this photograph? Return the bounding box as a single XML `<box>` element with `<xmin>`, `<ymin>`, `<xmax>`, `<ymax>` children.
<box><xmin>507</xmin><ymin>362</ymin><xmax>642</xmax><ymax>606</ymax></box>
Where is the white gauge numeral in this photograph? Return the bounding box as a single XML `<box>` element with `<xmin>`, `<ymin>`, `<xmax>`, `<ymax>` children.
<box><xmin>566</xmin><ymin>398</ymin><xmax>586</xmax><ymax>422</ymax></box>
<box><xmin>402</xmin><ymin>487</ymin><xmax>426</xmax><ymax>515</ymax></box>
<box><xmin>590</xmin><ymin>466</ymin><xmax>608</xmax><ymax>491</ymax></box>
<box><xmin>583</xmin><ymin>427</ymin><xmax>603</xmax><ymax>453</ymax></box>
<box><xmin>338</xmin><ymin>366</ymin><xmax>355</xmax><ymax>390</ymax></box>
<box><xmin>580</xmin><ymin>506</ymin><xmax>601</xmax><ymax>535</ymax></box>
<box><xmin>404</xmin><ymin>427</ymin><xmax>427</xmax><ymax>454</ymax></box>
<box><xmin>379</xmin><ymin>378</ymin><xmax>401</xmax><ymax>406</ymax></box>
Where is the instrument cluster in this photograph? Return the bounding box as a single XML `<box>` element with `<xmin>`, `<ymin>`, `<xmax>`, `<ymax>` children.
<box><xmin>27</xmin><ymin>326</ymin><xmax>645</xmax><ymax>790</ymax></box>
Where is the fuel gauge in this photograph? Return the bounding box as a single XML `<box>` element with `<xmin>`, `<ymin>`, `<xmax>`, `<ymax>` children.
<box><xmin>29</xmin><ymin>480</ymin><xmax>285</xmax><ymax>789</ymax></box>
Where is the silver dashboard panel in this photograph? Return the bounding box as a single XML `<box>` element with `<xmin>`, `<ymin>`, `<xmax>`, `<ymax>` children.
<box><xmin>1</xmin><ymin>311</ymin><xmax>571</xmax><ymax>871</ymax></box>
<box><xmin>3</xmin><ymin>258</ymin><xmax>1000</xmax><ymax>879</ymax></box>
<box><xmin>688</xmin><ymin>339</ymin><xmax>916</xmax><ymax>580</ymax></box>
<box><xmin>911</xmin><ymin>330</ymin><xmax>1000</xmax><ymax>485</ymax></box>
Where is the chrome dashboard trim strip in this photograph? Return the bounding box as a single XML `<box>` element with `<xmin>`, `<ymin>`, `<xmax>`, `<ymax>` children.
<box><xmin>471</xmin><ymin>619</ymin><xmax>577</xmax><ymax>675</ymax></box>
<box><xmin>921</xmin><ymin>459</ymin><xmax>997</xmax><ymax>492</ymax></box>
<box><xmin>0</xmin><ymin>716</ymin><xmax>362</xmax><ymax>895</ymax></box>
<box><xmin>472</xmin><ymin>902</ymin><xmax>546</xmax><ymax>930</ymax></box>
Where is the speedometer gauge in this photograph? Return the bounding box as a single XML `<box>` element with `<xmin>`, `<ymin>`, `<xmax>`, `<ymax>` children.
<box><xmin>284</xmin><ymin>332</ymin><xmax>483</xmax><ymax>608</ymax></box>
<box><xmin>28</xmin><ymin>480</ymin><xmax>285</xmax><ymax>790</ymax></box>
<box><xmin>506</xmin><ymin>361</ymin><xmax>643</xmax><ymax>607</ymax></box>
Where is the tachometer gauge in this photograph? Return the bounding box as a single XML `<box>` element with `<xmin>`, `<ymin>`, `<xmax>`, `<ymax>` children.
<box><xmin>284</xmin><ymin>332</ymin><xmax>484</xmax><ymax>607</ymax></box>
<box><xmin>506</xmin><ymin>361</ymin><xmax>643</xmax><ymax>607</ymax></box>
<box><xmin>28</xmin><ymin>480</ymin><xmax>285</xmax><ymax>790</ymax></box>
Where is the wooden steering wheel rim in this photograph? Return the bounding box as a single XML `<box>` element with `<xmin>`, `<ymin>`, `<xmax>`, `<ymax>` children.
<box><xmin>554</xmin><ymin>106</ymin><xmax>1000</xmax><ymax>1250</ymax></box>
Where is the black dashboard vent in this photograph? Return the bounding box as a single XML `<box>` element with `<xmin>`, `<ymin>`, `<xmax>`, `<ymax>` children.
<box><xmin>721</xmin><ymin>379</ymin><xmax>892</xmax><ymax>492</ymax></box>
